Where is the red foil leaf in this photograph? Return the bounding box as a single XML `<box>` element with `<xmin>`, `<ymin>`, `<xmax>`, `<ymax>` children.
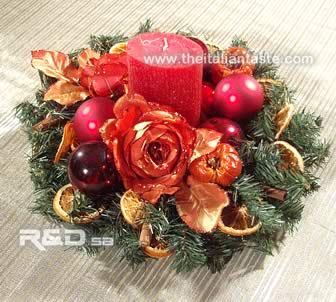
<box><xmin>91</xmin><ymin>64</ymin><xmax>128</xmax><ymax>97</ymax></box>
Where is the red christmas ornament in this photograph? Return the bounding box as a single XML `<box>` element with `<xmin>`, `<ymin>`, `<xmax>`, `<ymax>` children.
<box><xmin>201</xmin><ymin>82</ymin><xmax>215</xmax><ymax>116</ymax></box>
<box><xmin>214</xmin><ymin>74</ymin><xmax>264</xmax><ymax>121</ymax></box>
<box><xmin>68</xmin><ymin>141</ymin><xmax>117</xmax><ymax>194</ymax></box>
<box><xmin>73</xmin><ymin>97</ymin><xmax>115</xmax><ymax>143</ymax></box>
<box><xmin>188</xmin><ymin>37</ymin><xmax>213</xmax><ymax>80</ymax></box>
<box><xmin>188</xmin><ymin>37</ymin><xmax>209</xmax><ymax>56</ymax></box>
<box><xmin>201</xmin><ymin>117</ymin><xmax>244</xmax><ymax>144</ymax></box>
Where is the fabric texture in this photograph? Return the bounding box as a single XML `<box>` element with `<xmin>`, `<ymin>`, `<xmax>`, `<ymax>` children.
<box><xmin>0</xmin><ymin>0</ymin><xmax>335</xmax><ymax>301</ymax></box>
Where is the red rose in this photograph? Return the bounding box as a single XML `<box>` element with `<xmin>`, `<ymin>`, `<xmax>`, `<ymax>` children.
<box><xmin>80</xmin><ymin>52</ymin><xmax>127</xmax><ymax>97</ymax></box>
<box><xmin>101</xmin><ymin>94</ymin><xmax>196</xmax><ymax>203</ymax></box>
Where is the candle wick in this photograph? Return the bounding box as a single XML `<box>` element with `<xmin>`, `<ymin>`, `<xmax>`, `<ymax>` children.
<box><xmin>163</xmin><ymin>37</ymin><xmax>169</xmax><ymax>52</ymax></box>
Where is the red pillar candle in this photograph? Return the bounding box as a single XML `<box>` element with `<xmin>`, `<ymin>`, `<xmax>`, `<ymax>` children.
<box><xmin>127</xmin><ymin>32</ymin><xmax>203</xmax><ymax>126</ymax></box>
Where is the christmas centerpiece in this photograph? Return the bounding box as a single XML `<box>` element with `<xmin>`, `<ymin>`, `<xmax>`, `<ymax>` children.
<box><xmin>16</xmin><ymin>21</ymin><xmax>329</xmax><ymax>273</ymax></box>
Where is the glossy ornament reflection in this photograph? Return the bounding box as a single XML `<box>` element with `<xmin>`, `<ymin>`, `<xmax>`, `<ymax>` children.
<box><xmin>68</xmin><ymin>141</ymin><xmax>117</xmax><ymax>194</ymax></box>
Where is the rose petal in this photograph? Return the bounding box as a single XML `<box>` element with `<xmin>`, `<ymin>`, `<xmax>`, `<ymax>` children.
<box><xmin>142</xmin><ymin>185</ymin><xmax>180</xmax><ymax>204</ymax></box>
<box><xmin>113</xmin><ymin>94</ymin><xmax>151</xmax><ymax>119</ymax></box>
<box><xmin>100</xmin><ymin>118</ymin><xmax>117</xmax><ymax>150</ymax></box>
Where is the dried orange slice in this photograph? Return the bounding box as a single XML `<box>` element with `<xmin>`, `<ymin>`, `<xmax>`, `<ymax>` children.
<box><xmin>274</xmin><ymin>141</ymin><xmax>304</xmax><ymax>172</ymax></box>
<box><xmin>109</xmin><ymin>42</ymin><xmax>127</xmax><ymax>55</ymax></box>
<box><xmin>139</xmin><ymin>223</ymin><xmax>172</xmax><ymax>258</ymax></box>
<box><xmin>53</xmin><ymin>184</ymin><xmax>104</xmax><ymax>224</ymax></box>
<box><xmin>218</xmin><ymin>205</ymin><xmax>261</xmax><ymax>236</ymax></box>
<box><xmin>53</xmin><ymin>184</ymin><xmax>75</xmax><ymax>223</ymax></box>
<box><xmin>120</xmin><ymin>190</ymin><xmax>145</xmax><ymax>228</ymax></box>
<box><xmin>143</xmin><ymin>244</ymin><xmax>172</xmax><ymax>259</ymax></box>
<box><xmin>274</xmin><ymin>104</ymin><xmax>295</xmax><ymax>139</ymax></box>
<box><xmin>54</xmin><ymin>122</ymin><xmax>76</xmax><ymax>163</ymax></box>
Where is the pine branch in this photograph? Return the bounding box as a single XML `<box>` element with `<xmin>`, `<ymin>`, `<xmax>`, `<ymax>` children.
<box><xmin>176</xmin><ymin>28</ymin><xmax>196</xmax><ymax>37</ymax></box>
<box><xmin>204</xmin><ymin>232</ymin><xmax>245</xmax><ymax>273</ymax></box>
<box><xmin>168</xmin><ymin>224</ymin><xmax>208</xmax><ymax>273</ymax></box>
<box><xmin>137</xmin><ymin>19</ymin><xmax>153</xmax><ymax>34</ymax></box>
<box><xmin>143</xmin><ymin>201</ymin><xmax>207</xmax><ymax>273</ymax></box>
<box><xmin>231</xmin><ymin>174</ymin><xmax>284</xmax><ymax>234</ymax></box>
<box><xmin>283</xmin><ymin>111</ymin><xmax>330</xmax><ymax>168</ymax></box>
<box><xmin>230</xmin><ymin>36</ymin><xmax>248</xmax><ymax>49</ymax></box>
<box><xmin>247</xmin><ymin>80</ymin><xmax>293</xmax><ymax>142</ymax></box>
<box><xmin>254</xmin><ymin>59</ymin><xmax>278</xmax><ymax>79</ymax></box>
<box><xmin>247</xmin><ymin>104</ymin><xmax>276</xmax><ymax>141</ymax></box>
<box><xmin>89</xmin><ymin>33</ymin><xmax>128</xmax><ymax>53</ymax></box>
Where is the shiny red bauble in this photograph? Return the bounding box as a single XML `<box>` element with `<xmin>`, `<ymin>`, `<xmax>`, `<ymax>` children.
<box><xmin>73</xmin><ymin>97</ymin><xmax>115</xmax><ymax>143</ymax></box>
<box><xmin>68</xmin><ymin>141</ymin><xmax>117</xmax><ymax>195</ymax></box>
<box><xmin>201</xmin><ymin>117</ymin><xmax>244</xmax><ymax>144</ymax></box>
<box><xmin>188</xmin><ymin>37</ymin><xmax>212</xmax><ymax>80</ymax></box>
<box><xmin>188</xmin><ymin>37</ymin><xmax>209</xmax><ymax>56</ymax></box>
<box><xmin>214</xmin><ymin>74</ymin><xmax>264</xmax><ymax>121</ymax></box>
<box><xmin>201</xmin><ymin>82</ymin><xmax>215</xmax><ymax>116</ymax></box>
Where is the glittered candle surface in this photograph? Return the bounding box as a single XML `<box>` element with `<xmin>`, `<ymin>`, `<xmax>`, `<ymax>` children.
<box><xmin>127</xmin><ymin>32</ymin><xmax>203</xmax><ymax>126</ymax></box>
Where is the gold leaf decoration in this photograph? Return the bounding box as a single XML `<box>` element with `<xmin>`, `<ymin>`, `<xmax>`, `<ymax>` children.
<box><xmin>44</xmin><ymin>80</ymin><xmax>90</xmax><ymax>106</ymax></box>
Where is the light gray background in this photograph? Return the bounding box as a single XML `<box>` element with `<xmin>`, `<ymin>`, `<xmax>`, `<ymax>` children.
<box><xmin>0</xmin><ymin>0</ymin><xmax>335</xmax><ymax>301</ymax></box>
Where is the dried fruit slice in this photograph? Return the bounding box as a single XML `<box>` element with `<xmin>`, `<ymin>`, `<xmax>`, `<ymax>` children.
<box><xmin>53</xmin><ymin>184</ymin><xmax>104</xmax><ymax>224</ymax></box>
<box><xmin>274</xmin><ymin>104</ymin><xmax>295</xmax><ymax>139</ymax></box>
<box><xmin>274</xmin><ymin>141</ymin><xmax>304</xmax><ymax>172</ymax></box>
<box><xmin>109</xmin><ymin>42</ymin><xmax>127</xmax><ymax>55</ymax></box>
<box><xmin>139</xmin><ymin>223</ymin><xmax>172</xmax><ymax>259</ymax></box>
<box><xmin>53</xmin><ymin>184</ymin><xmax>75</xmax><ymax>223</ymax></box>
<box><xmin>218</xmin><ymin>205</ymin><xmax>261</xmax><ymax>236</ymax></box>
<box><xmin>143</xmin><ymin>244</ymin><xmax>172</xmax><ymax>259</ymax></box>
<box><xmin>120</xmin><ymin>190</ymin><xmax>145</xmax><ymax>228</ymax></box>
<box><xmin>54</xmin><ymin>122</ymin><xmax>76</xmax><ymax>163</ymax></box>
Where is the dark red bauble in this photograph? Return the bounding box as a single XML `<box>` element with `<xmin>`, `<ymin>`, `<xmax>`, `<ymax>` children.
<box><xmin>214</xmin><ymin>74</ymin><xmax>264</xmax><ymax>121</ymax></box>
<box><xmin>201</xmin><ymin>82</ymin><xmax>215</xmax><ymax>116</ymax></box>
<box><xmin>188</xmin><ymin>37</ymin><xmax>209</xmax><ymax>56</ymax></box>
<box><xmin>73</xmin><ymin>97</ymin><xmax>115</xmax><ymax>143</ymax></box>
<box><xmin>188</xmin><ymin>37</ymin><xmax>212</xmax><ymax>80</ymax></box>
<box><xmin>68</xmin><ymin>141</ymin><xmax>117</xmax><ymax>195</ymax></box>
<box><xmin>201</xmin><ymin>117</ymin><xmax>244</xmax><ymax>144</ymax></box>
